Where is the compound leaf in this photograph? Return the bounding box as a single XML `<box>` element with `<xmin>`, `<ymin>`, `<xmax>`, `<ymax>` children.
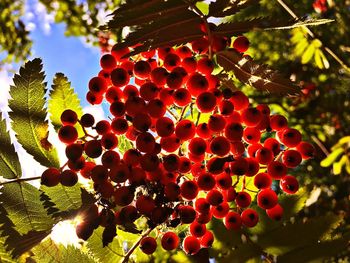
<box><xmin>86</xmin><ymin>227</ymin><xmax>124</xmax><ymax>263</ymax></box>
<box><xmin>0</xmin><ymin>113</ymin><xmax>21</xmax><ymax>179</ymax></box>
<box><xmin>9</xmin><ymin>58</ymin><xmax>60</xmax><ymax>168</ymax></box>
<box><xmin>0</xmin><ymin>182</ymin><xmax>53</xmax><ymax>235</ymax></box>
<box><xmin>32</xmin><ymin>238</ymin><xmax>96</xmax><ymax>263</ymax></box>
<box><xmin>217</xmin><ymin>49</ymin><xmax>300</xmax><ymax>95</ymax></box>
<box><xmin>48</xmin><ymin>73</ymin><xmax>83</xmax><ymax>134</ymax></box>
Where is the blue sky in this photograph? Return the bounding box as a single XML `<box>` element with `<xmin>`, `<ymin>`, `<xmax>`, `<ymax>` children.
<box><xmin>30</xmin><ymin>23</ymin><xmax>101</xmax><ymax>107</ymax></box>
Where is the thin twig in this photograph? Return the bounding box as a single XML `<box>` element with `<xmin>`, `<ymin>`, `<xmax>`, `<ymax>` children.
<box><xmin>0</xmin><ymin>176</ymin><xmax>41</xmax><ymax>186</ymax></box>
<box><xmin>311</xmin><ymin>135</ymin><xmax>330</xmax><ymax>156</ymax></box>
<box><xmin>276</xmin><ymin>0</ymin><xmax>350</xmax><ymax>73</ymax></box>
<box><xmin>122</xmin><ymin>227</ymin><xmax>155</xmax><ymax>263</ymax></box>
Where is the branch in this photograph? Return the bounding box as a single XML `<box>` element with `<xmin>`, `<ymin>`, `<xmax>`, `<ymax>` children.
<box><xmin>122</xmin><ymin>227</ymin><xmax>155</xmax><ymax>263</ymax></box>
<box><xmin>276</xmin><ymin>0</ymin><xmax>350</xmax><ymax>74</ymax></box>
<box><xmin>0</xmin><ymin>176</ymin><xmax>41</xmax><ymax>186</ymax></box>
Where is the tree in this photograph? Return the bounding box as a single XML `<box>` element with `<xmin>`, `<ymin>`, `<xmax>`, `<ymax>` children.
<box><xmin>0</xmin><ymin>0</ymin><xmax>349</xmax><ymax>262</ymax></box>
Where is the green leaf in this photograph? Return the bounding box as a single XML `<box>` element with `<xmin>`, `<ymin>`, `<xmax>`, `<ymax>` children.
<box><xmin>0</xmin><ymin>236</ymin><xmax>17</xmax><ymax>263</ymax></box>
<box><xmin>248</xmin><ymin>189</ymin><xmax>308</xmax><ymax>236</ymax></box>
<box><xmin>278</xmin><ymin>233</ymin><xmax>350</xmax><ymax>263</ymax></box>
<box><xmin>320</xmin><ymin>148</ymin><xmax>344</xmax><ymax>167</ymax></box>
<box><xmin>32</xmin><ymin>238</ymin><xmax>96</xmax><ymax>263</ymax></box>
<box><xmin>117</xmin><ymin>135</ymin><xmax>133</xmax><ymax>155</ymax></box>
<box><xmin>48</xmin><ymin>73</ymin><xmax>83</xmax><ymax>135</ymax></box>
<box><xmin>0</xmin><ymin>194</ymin><xmax>50</xmax><ymax>258</ymax></box>
<box><xmin>301</xmin><ymin>44</ymin><xmax>315</xmax><ymax>64</ymax></box>
<box><xmin>215</xmin><ymin>242</ymin><xmax>262</xmax><ymax>263</ymax></box>
<box><xmin>216</xmin><ymin>49</ymin><xmax>301</xmax><ymax>95</ymax></box>
<box><xmin>40</xmin><ymin>185</ymin><xmax>94</xmax><ymax>218</ymax></box>
<box><xmin>314</xmin><ymin>48</ymin><xmax>324</xmax><ymax>69</ymax></box>
<box><xmin>257</xmin><ymin>213</ymin><xmax>344</xmax><ymax>256</ymax></box>
<box><xmin>214</xmin><ymin>18</ymin><xmax>333</xmax><ymax>37</ymax></box>
<box><xmin>112</xmin><ymin>10</ymin><xmax>201</xmax><ymax>53</ymax></box>
<box><xmin>86</xmin><ymin>227</ymin><xmax>124</xmax><ymax>263</ymax></box>
<box><xmin>104</xmin><ymin>0</ymin><xmax>192</xmax><ymax>29</ymax></box>
<box><xmin>333</xmin><ymin>155</ymin><xmax>348</xmax><ymax>175</ymax></box>
<box><xmin>195</xmin><ymin>1</ymin><xmax>209</xmax><ymax>16</ymax></box>
<box><xmin>8</xmin><ymin>58</ymin><xmax>60</xmax><ymax>168</ymax></box>
<box><xmin>208</xmin><ymin>0</ymin><xmax>259</xmax><ymax>17</ymax></box>
<box><xmin>0</xmin><ymin>113</ymin><xmax>21</xmax><ymax>179</ymax></box>
<box><xmin>0</xmin><ymin>182</ymin><xmax>54</xmax><ymax>235</ymax></box>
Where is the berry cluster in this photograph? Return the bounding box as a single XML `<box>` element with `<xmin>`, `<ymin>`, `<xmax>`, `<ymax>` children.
<box><xmin>41</xmin><ymin>29</ymin><xmax>314</xmax><ymax>256</ymax></box>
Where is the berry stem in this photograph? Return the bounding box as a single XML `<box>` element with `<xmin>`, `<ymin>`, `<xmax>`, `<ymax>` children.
<box><xmin>167</xmin><ymin>108</ymin><xmax>178</xmax><ymax>120</ymax></box>
<box><xmin>178</xmin><ymin>105</ymin><xmax>188</xmax><ymax>122</ymax></box>
<box><xmin>195</xmin><ymin>111</ymin><xmax>201</xmax><ymax>126</ymax></box>
<box><xmin>0</xmin><ymin>176</ymin><xmax>41</xmax><ymax>186</ymax></box>
<box><xmin>122</xmin><ymin>227</ymin><xmax>155</xmax><ymax>263</ymax></box>
<box><xmin>188</xmin><ymin>3</ymin><xmax>213</xmax><ymax>59</ymax></box>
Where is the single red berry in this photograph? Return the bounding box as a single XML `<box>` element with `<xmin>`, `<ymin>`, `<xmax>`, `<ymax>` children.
<box><xmin>280</xmin><ymin>175</ymin><xmax>299</xmax><ymax>194</ymax></box>
<box><xmin>235</xmin><ymin>191</ymin><xmax>251</xmax><ymax>208</ymax></box>
<box><xmin>282</xmin><ymin>149</ymin><xmax>302</xmax><ymax>168</ymax></box>
<box><xmin>61</xmin><ymin>109</ymin><xmax>78</xmax><ymax>126</ymax></box>
<box><xmin>65</xmin><ymin>143</ymin><xmax>83</xmax><ymax>161</ymax></box>
<box><xmin>280</xmin><ymin>128</ymin><xmax>302</xmax><ymax>148</ymax></box>
<box><xmin>101</xmin><ymin>132</ymin><xmax>118</xmax><ymax>150</ymax></box>
<box><xmin>95</xmin><ymin>120</ymin><xmax>111</xmax><ymax>135</ymax></box>
<box><xmin>233</xmin><ymin>36</ymin><xmax>250</xmax><ymax>53</ymax></box>
<box><xmin>197</xmin><ymin>172</ymin><xmax>216</xmax><ymax>191</ymax></box>
<box><xmin>206</xmin><ymin>189</ymin><xmax>224</xmax><ymax>206</ymax></box>
<box><xmin>183</xmin><ymin>236</ymin><xmax>200</xmax><ymax>255</ymax></box>
<box><xmin>88</xmin><ymin>76</ymin><xmax>108</xmax><ymax>94</ymax></box>
<box><xmin>257</xmin><ymin>189</ymin><xmax>278</xmax><ymax>209</ymax></box>
<box><xmin>190</xmin><ymin>221</ymin><xmax>206</xmax><ymax>237</ymax></box>
<box><xmin>267</xmin><ymin>161</ymin><xmax>287</xmax><ymax>180</ymax></box>
<box><xmin>241</xmin><ymin>208</ymin><xmax>259</xmax><ymax>227</ymax></box>
<box><xmin>161</xmin><ymin>232</ymin><xmax>179</xmax><ymax>251</ymax></box>
<box><xmin>200</xmin><ymin>231</ymin><xmax>214</xmax><ymax>248</ymax></box>
<box><xmin>41</xmin><ymin>168</ymin><xmax>60</xmax><ymax>187</ymax></box>
<box><xmin>178</xmin><ymin>205</ymin><xmax>197</xmax><ymax>224</ymax></box>
<box><xmin>180</xmin><ymin>180</ymin><xmax>199</xmax><ymax>200</ymax></box>
<box><xmin>60</xmin><ymin>169</ymin><xmax>78</xmax><ymax>186</ymax></box>
<box><xmin>84</xmin><ymin>140</ymin><xmax>103</xmax><ymax>158</ymax></box>
<box><xmin>80</xmin><ymin>113</ymin><xmax>95</xmax><ymax>127</ymax></box>
<box><xmin>254</xmin><ymin>172</ymin><xmax>272</xmax><ymax>189</ymax></box>
<box><xmin>224</xmin><ymin>211</ymin><xmax>242</xmax><ymax>230</ymax></box>
<box><xmin>140</xmin><ymin>237</ymin><xmax>157</xmax><ymax>255</ymax></box>
<box><xmin>58</xmin><ymin>125</ymin><xmax>78</xmax><ymax>144</ymax></box>
<box><xmin>266</xmin><ymin>204</ymin><xmax>284</xmax><ymax>220</ymax></box>
<box><xmin>270</xmin><ymin>115</ymin><xmax>288</xmax><ymax>131</ymax></box>
<box><xmin>211</xmin><ymin>202</ymin><xmax>230</xmax><ymax>219</ymax></box>
<box><xmin>296</xmin><ymin>141</ymin><xmax>315</xmax><ymax>160</ymax></box>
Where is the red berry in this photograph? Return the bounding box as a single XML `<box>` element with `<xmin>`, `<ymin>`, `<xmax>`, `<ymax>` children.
<box><xmin>211</xmin><ymin>202</ymin><xmax>230</xmax><ymax>219</ymax></box>
<box><xmin>267</xmin><ymin>161</ymin><xmax>287</xmax><ymax>180</ymax></box>
<box><xmin>282</xmin><ymin>150</ymin><xmax>302</xmax><ymax>168</ymax></box>
<box><xmin>41</xmin><ymin>168</ymin><xmax>60</xmax><ymax>187</ymax></box>
<box><xmin>140</xmin><ymin>237</ymin><xmax>157</xmax><ymax>255</ymax></box>
<box><xmin>180</xmin><ymin>180</ymin><xmax>199</xmax><ymax>200</ymax></box>
<box><xmin>206</xmin><ymin>189</ymin><xmax>224</xmax><ymax>206</ymax></box>
<box><xmin>58</xmin><ymin>125</ymin><xmax>78</xmax><ymax>144</ymax></box>
<box><xmin>61</xmin><ymin>109</ymin><xmax>78</xmax><ymax>125</ymax></box>
<box><xmin>60</xmin><ymin>169</ymin><xmax>78</xmax><ymax>186</ymax></box>
<box><xmin>200</xmin><ymin>231</ymin><xmax>214</xmax><ymax>248</ymax></box>
<box><xmin>280</xmin><ymin>175</ymin><xmax>299</xmax><ymax>194</ymax></box>
<box><xmin>190</xmin><ymin>221</ymin><xmax>206</xmax><ymax>237</ymax></box>
<box><xmin>233</xmin><ymin>36</ymin><xmax>250</xmax><ymax>53</ymax></box>
<box><xmin>266</xmin><ymin>204</ymin><xmax>284</xmax><ymax>220</ymax></box>
<box><xmin>235</xmin><ymin>191</ymin><xmax>251</xmax><ymax>208</ymax></box>
<box><xmin>80</xmin><ymin>113</ymin><xmax>95</xmax><ymax>127</ymax></box>
<box><xmin>296</xmin><ymin>141</ymin><xmax>315</xmax><ymax>160</ymax></box>
<box><xmin>241</xmin><ymin>208</ymin><xmax>259</xmax><ymax>227</ymax></box>
<box><xmin>254</xmin><ymin>172</ymin><xmax>272</xmax><ymax>189</ymax></box>
<box><xmin>257</xmin><ymin>189</ymin><xmax>278</xmax><ymax>209</ymax></box>
<box><xmin>161</xmin><ymin>232</ymin><xmax>179</xmax><ymax>251</ymax></box>
<box><xmin>84</xmin><ymin>140</ymin><xmax>103</xmax><ymax>158</ymax></box>
<box><xmin>224</xmin><ymin>211</ymin><xmax>242</xmax><ymax>230</ymax></box>
<box><xmin>183</xmin><ymin>236</ymin><xmax>200</xmax><ymax>255</ymax></box>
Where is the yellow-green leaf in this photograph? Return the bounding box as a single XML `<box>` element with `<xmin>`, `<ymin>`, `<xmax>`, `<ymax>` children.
<box><xmin>48</xmin><ymin>73</ymin><xmax>83</xmax><ymax>136</ymax></box>
<box><xmin>320</xmin><ymin>148</ymin><xmax>344</xmax><ymax>167</ymax></box>
<box><xmin>8</xmin><ymin>58</ymin><xmax>60</xmax><ymax>168</ymax></box>
<box><xmin>301</xmin><ymin>44</ymin><xmax>315</xmax><ymax>64</ymax></box>
<box><xmin>0</xmin><ymin>113</ymin><xmax>21</xmax><ymax>179</ymax></box>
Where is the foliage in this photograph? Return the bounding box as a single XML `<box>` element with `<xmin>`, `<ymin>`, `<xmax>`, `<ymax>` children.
<box><xmin>0</xmin><ymin>0</ymin><xmax>349</xmax><ymax>262</ymax></box>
